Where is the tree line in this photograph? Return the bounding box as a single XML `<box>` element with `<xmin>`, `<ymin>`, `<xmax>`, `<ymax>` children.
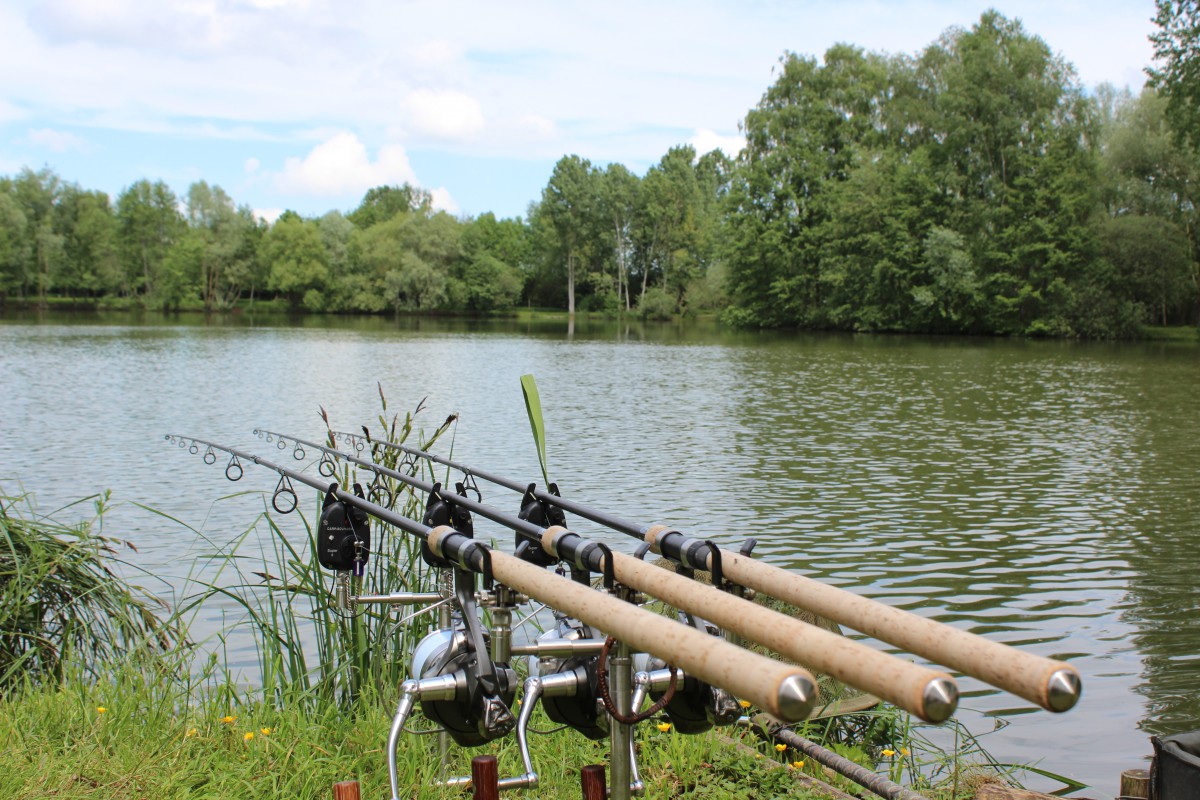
<box><xmin>1</xmin><ymin>9</ymin><xmax>1197</xmax><ymax>336</ymax></box>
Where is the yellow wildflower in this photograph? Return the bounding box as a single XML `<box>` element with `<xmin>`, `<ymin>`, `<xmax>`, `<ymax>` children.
<box><xmin>244</xmin><ymin>731</ymin><xmax>255</xmax><ymax>742</ymax></box>
<box><xmin>882</xmin><ymin>748</ymin><xmax>895</xmax><ymax>757</ymax></box>
<box><xmin>220</xmin><ymin>715</ymin><xmax>237</xmax><ymax>724</ymax></box>
<box><xmin>774</xmin><ymin>743</ymin><xmax>787</xmax><ymax>752</ymax></box>
<box><xmin>900</xmin><ymin>747</ymin><xmax>910</xmax><ymax>756</ymax></box>
<box><xmin>791</xmin><ymin>760</ymin><xmax>805</xmax><ymax>769</ymax></box>
<box><xmin>96</xmin><ymin>706</ymin><xmax>107</xmax><ymax>714</ymax></box>
<box><xmin>260</xmin><ymin>727</ymin><xmax>272</xmax><ymax>736</ymax></box>
<box><xmin>656</xmin><ymin>722</ymin><xmax>672</xmax><ymax>733</ymax></box>
<box><xmin>739</xmin><ymin>700</ymin><xmax>752</xmax><ymax>709</ymax></box>
<box><xmin>185</xmin><ymin>728</ymin><xmax>198</xmax><ymax>738</ymax></box>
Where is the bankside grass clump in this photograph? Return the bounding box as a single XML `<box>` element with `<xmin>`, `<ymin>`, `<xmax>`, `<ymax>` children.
<box><xmin>182</xmin><ymin>392</ymin><xmax>459</xmax><ymax>711</ymax></box>
<box><xmin>0</xmin><ymin>489</ymin><xmax>182</xmax><ymax>691</ymax></box>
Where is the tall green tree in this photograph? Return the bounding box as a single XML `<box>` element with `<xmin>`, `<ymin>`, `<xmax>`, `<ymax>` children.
<box><xmin>184</xmin><ymin>181</ymin><xmax>258</xmax><ymax>311</ymax></box>
<box><xmin>1099</xmin><ymin>88</ymin><xmax>1198</xmax><ymax>324</ymax></box>
<box><xmin>539</xmin><ymin>155</ymin><xmax>599</xmax><ymax>315</ymax></box>
<box><xmin>1148</xmin><ymin>0</ymin><xmax>1200</xmax><ymax>151</ymax></box>
<box><xmin>916</xmin><ymin>11</ymin><xmax>1098</xmax><ymax>334</ymax></box>
<box><xmin>348</xmin><ymin>184</ymin><xmax>432</xmax><ymax>229</ymax></box>
<box><xmin>264</xmin><ymin>216</ymin><xmax>329</xmax><ymax>310</ymax></box>
<box><xmin>723</xmin><ymin>45</ymin><xmax>892</xmax><ymax>327</ymax></box>
<box><xmin>597</xmin><ymin>164</ymin><xmax>639</xmax><ymax>311</ymax></box>
<box><xmin>11</xmin><ymin>168</ymin><xmax>65</xmax><ymax>306</ymax></box>
<box><xmin>356</xmin><ymin>208</ymin><xmax>462</xmax><ymax>313</ymax></box>
<box><xmin>58</xmin><ymin>187</ymin><xmax>120</xmax><ymax>296</ymax></box>
<box><xmin>116</xmin><ymin>179</ymin><xmax>184</xmax><ymax>300</ymax></box>
<box><xmin>0</xmin><ymin>190</ymin><xmax>29</xmax><ymax>303</ymax></box>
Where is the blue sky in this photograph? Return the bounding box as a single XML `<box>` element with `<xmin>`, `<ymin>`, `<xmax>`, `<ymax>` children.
<box><xmin>0</xmin><ymin>0</ymin><xmax>1157</xmax><ymax>223</ymax></box>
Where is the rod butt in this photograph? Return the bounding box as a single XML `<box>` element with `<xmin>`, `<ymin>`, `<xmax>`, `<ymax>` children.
<box><xmin>921</xmin><ymin>677</ymin><xmax>958</xmax><ymax>723</ymax></box>
<box><xmin>776</xmin><ymin>673</ymin><xmax>817</xmax><ymax>722</ymax></box>
<box><xmin>1046</xmin><ymin>667</ymin><xmax>1081</xmax><ymax>712</ymax></box>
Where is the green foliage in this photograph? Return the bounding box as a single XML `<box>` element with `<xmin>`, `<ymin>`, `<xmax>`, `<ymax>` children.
<box><xmin>637</xmin><ymin>285</ymin><xmax>677</xmax><ymax>320</ymax></box>
<box><xmin>1148</xmin><ymin>0</ymin><xmax>1200</xmax><ymax>152</ymax></box>
<box><xmin>0</xmin><ymin>490</ymin><xmax>182</xmax><ymax>691</ymax></box>
<box><xmin>520</xmin><ymin>374</ymin><xmax>550</xmax><ymax>487</ymax></box>
<box><xmin>264</xmin><ymin>216</ymin><xmax>329</xmax><ymax>309</ymax></box>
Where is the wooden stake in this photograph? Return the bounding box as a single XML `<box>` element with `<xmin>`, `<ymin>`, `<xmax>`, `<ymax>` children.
<box><xmin>471</xmin><ymin>755</ymin><xmax>500</xmax><ymax>800</ymax></box>
<box><xmin>1119</xmin><ymin>768</ymin><xmax>1150</xmax><ymax>799</ymax></box>
<box><xmin>331</xmin><ymin>781</ymin><xmax>360</xmax><ymax>800</ymax></box>
<box><xmin>581</xmin><ymin>764</ymin><xmax>607</xmax><ymax>800</ymax></box>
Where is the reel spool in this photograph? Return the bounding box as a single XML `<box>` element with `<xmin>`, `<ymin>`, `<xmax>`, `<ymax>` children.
<box><xmin>634</xmin><ymin>652</ymin><xmax>740</xmax><ymax>734</ymax></box>
<box><xmin>530</xmin><ymin>617</ymin><xmax>608</xmax><ymax>740</ymax></box>
<box><xmin>409</xmin><ymin>626</ymin><xmax>518</xmax><ymax>747</ymax></box>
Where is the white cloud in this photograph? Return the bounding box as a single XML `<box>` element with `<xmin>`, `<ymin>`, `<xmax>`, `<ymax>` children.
<box><xmin>517</xmin><ymin>114</ymin><xmax>558</xmax><ymax>141</ymax></box>
<box><xmin>275</xmin><ymin>132</ymin><xmax>417</xmax><ymax>196</ymax></box>
<box><xmin>689</xmin><ymin>129</ymin><xmax>745</xmax><ymax>159</ymax></box>
<box><xmin>0</xmin><ymin>98</ymin><xmax>27</xmax><ymax>124</ymax></box>
<box><xmin>26</xmin><ymin>127</ymin><xmax>90</xmax><ymax>152</ymax></box>
<box><xmin>254</xmin><ymin>207</ymin><xmax>284</xmax><ymax>224</ymax></box>
<box><xmin>429</xmin><ymin>187</ymin><xmax>459</xmax><ymax>215</ymax></box>
<box><xmin>404</xmin><ymin>89</ymin><xmax>485</xmax><ymax>142</ymax></box>
<box><xmin>244</xmin><ymin>157</ymin><xmax>261</xmax><ymax>173</ymax></box>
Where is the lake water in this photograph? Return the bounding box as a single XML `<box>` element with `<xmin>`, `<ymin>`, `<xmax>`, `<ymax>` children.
<box><xmin>2</xmin><ymin>310</ymin><xmax>1198</xmax><ymax>797</ymax></box>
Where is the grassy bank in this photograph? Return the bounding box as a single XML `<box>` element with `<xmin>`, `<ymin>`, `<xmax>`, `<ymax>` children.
<box><xmin>0</xmin><ymin>668</ymin><xmax>849</xmax><ymax>799</ymax></box>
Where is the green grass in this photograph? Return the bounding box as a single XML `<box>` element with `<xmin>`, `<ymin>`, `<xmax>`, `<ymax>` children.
<box><xmin>1138</xmin><ymin>324</ymin><xmax>1199</xmax><ymax>341</ymax></box>
<box><xmin>0</xmin><ymin>667</ymin><xmax>844</xmax><ymax>800</ymax></box>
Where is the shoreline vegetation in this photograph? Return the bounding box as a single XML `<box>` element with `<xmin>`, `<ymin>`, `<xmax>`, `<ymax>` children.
<box><xmin>2</xmin><ymin>298</ymin><xmax>1196</xmax><ymax>345</ymax></box>
<box><xmin>2</xmin><ymin>9</ymin><xmax>1200</xmax><ymax>340</ymax></box>
<box><xmin>0</xmin><ymin>394</ymin><xmax>1054</xmax><ymax>800</ymax></box>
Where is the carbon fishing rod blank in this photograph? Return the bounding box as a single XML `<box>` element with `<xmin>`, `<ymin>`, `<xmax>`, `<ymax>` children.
<box><xmin>283</xmin><ymin>430</ymin><xmax>958</xmax><ymax>723</ymax></box>
<box><xmin>168</xmin><ymin>433</ymin><xmax>821</xmax><ymax>722</ymax></box>
<box><xmin>323</xmin><ymin>430</ymin><xmax>1082</xmax><ymax>717</ymax></box>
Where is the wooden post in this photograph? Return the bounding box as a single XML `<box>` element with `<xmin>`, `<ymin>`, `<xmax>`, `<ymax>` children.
<box><xmin>331</xmin><ymin>781</ymin><xmax>360</xmax><ymax>800</ymax></box>
<box><xmin>581</xmin><ymin>764</ymin><xmax>607</xmax><ymax>800</ymax></box>
<box><xmin>471</xmin><ymin>755</ymin><xmax>500</xmax><ymax>800</ymax></box>
<box><xmin>1119</xmin><ymin>768</ymin><xmax>1150</xmax><ymax>799</ymax></box>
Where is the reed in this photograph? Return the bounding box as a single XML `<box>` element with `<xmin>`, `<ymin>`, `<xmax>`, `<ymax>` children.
<box><xmin>184</xmin><ymin>390</ymin><xmax>460</xmax><ymax>709</ymax></box>
<box><xmin>0</xmin><ymin>488</ymin><xmax>182</xmax><ymax>692</ymax></box>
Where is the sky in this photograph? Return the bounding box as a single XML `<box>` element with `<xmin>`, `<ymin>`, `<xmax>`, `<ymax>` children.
<box><xmin>0</xmin><ymin>0</ymin><xmax>1159</xmax><ymax>223</ymax></box>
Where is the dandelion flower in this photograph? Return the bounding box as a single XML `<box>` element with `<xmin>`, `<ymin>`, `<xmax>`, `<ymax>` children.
<box><xmin>656</xmin><ymin>722</ymin><xmax>672</xmax><ymax>732</ymax></box>
<box><xmin>774</xmin><ymin>743</ymin><xmax>787</xmax><ymax>752</ymax></box>
<box><xmin>739</xmin><ymin>700</ymin><xmax>752</xmax><ymax>709</ymax></box>
<box><xmin>220</xmin><ymin>715</ymin><xmax>237</xmax><ymax>724</ymax></box>
<box><xmin>791</xmin><ymin>760</ymin><xmax>805</xmax><ymax>769</ymax></box>
<box><xmin>244</xmin><ymin>732</ymin><xmax>255</xmax><ymax>742</ymax></box>
<box><xmin>260</xmin><ymin>727</ymin><xmax>272</xmax><ymax>736</ymax></box>
<box><xmin>96</xmin><ymin>706</ymin><xmax>107</xmax><ymax>714</ymax></box>
<box><xmin>185</xmin><ymin>728</ymin><xmax>198</xmax><ymax>738</ymax></box>
<box><xmin>882</xmin><ymin>749</ymin><xmax>895</xmax><ymax>757</ymax></box>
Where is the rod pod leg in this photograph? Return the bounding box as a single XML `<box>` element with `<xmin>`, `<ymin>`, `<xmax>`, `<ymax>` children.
<box><xmin>387</xmin><ymin>676</ymin><xmax>457</xmax><ymax>800</ymax></box>
<box><xmin>608</xmin><ymin>639</ymin><xmax>635</xmax><ymax>800</ymax></box>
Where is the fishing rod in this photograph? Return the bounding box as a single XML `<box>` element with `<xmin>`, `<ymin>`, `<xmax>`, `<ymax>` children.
<box><xmin>261</xmin><ymin>428</ymin><xmax>958</xmax><ymax>725</ymax></box>
<box><xmin>329</xmin><ymin>428</ymin><xmax>1083</xmax><ymax>715</ymax></box>
<box><xmin>166</xmin><ymin>435</ymin><xmax>818</xmax><ymax>799</ymax></box>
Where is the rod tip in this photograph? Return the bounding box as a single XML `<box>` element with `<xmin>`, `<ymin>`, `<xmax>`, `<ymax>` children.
<box><xmin>922</xmin><ymin>677</ymin><xmax>959</xmax><ymax>723</ymax></box>
<box><xmin>1046</xmin><ymin>667</ymin><xmax>1082</xmax><ymax>712</ymax></box>
<box><xmin>776</xmin><ymin>673</ymin><xmax>817</xmax><ymax>722</ymax></box>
